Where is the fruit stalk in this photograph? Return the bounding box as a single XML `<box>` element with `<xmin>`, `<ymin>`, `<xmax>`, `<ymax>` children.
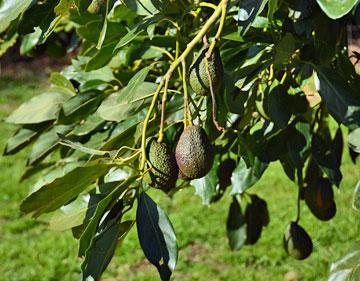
<box><xmin>139</xmin><ymin>0</ymin><xmax>228</xmax><ymax>170</ymax></box>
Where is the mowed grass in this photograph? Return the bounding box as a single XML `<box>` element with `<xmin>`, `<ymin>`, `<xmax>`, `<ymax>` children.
<box><xmin>0</xmin><ymin>72</ymin><xmax>359</xmax><ymax>281</ymax></box>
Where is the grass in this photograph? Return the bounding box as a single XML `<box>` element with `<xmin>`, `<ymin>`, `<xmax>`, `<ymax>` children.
<box><xmin>0</xmin><ymin>72</ymin><xmax>359</xmax><ymax>281</ymax></box>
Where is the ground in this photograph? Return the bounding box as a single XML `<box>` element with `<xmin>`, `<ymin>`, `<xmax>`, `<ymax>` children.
<box><xmin>0</xmin><ymin>68</ymin><xmax>359</xmax><ymax>281</ymax></box>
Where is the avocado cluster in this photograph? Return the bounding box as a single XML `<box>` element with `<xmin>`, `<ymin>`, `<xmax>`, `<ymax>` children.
<box><xmin>283</xmin><ymin>222</ymin><xmax>313</xmax><ymax>260</ymax></box>
<box><xmin>189</xmin><ymin>47</ymin><xmax>224</xmax><ymax>96</ymax></box>
<box><xmin>175</xmin><ymin>126</ymin><xmax>214</xmax><ymax>180</ymax></box>
<box><xmin>147</xmin><ymin>125</ymin><xmax>214</xmax><ymax>190</ymax></box>
<box><xmin>304</xmin><ymin>177</ymin><xmax>336</xmax><ymax>221</ymax></box>
<box><xmin>147</xmin><ymin>138</ymin><xmax>178</xmax><ymax>191</ymax></box>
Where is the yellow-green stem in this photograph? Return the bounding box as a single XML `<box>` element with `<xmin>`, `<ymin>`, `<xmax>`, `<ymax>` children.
<box><xmin>139</xmin><ymin>0</ymin><xmax>228</xmax><ymax>170</ymax></box>
<box><xmin>158</xmin><ymin>78</ymin><xmax>170</xmax><ymax>143</ymax></box>
<box><xmin>182</xmin><ymin>60</ymin><xmax>190</xmax><ymax>127</ymax></box>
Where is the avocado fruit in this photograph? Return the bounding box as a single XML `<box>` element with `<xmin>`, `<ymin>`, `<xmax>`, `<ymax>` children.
<box><xmin>304</xmin><ymin>177</ymin><xmax>336</xmax><ymax>221</ymax></box>
<box><xmin>147</xmin><ymin>138</ymin><xmax>178</xmax><ymax>191</ymax></box>
<box><xmin>189</xmin><ymin>47</ymin><xmax>224</xmax><ymax>96</ymax></box>
<box><xmin>283</xmin><ymin>222</ymin><xmax>313</xmax><ymax>260</ymax></box>
<box><xmin>175</xmin><ymin>126</ymin><xmax>214</xmax><ymax>179</ymax></box>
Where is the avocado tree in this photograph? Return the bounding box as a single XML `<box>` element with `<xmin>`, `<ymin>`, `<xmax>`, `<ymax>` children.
<box><xmin>1</xmin><ymin>0</ymin><xmax>360</xmax><ymax>280</ymax></box>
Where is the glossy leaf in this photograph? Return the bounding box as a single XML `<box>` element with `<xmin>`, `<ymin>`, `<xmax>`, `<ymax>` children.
<box><xmin>312</xmin><ymin>134</ymin><xmax>342</xmax><ymax>187</ymax></box>
<box><xmin>316</xmin><ymin>67</ymin><xmax>360</xmax><ymax>129</ymax></box>
<box><xmin>6</xmin><ymin>91</ymin><xmax>70</xmax><ymax>124</ymax></box>
<box><xmin>20</xmin><ymin>161</ymin><xmax>114</xmax><ymax>217</ymax></box>
<box><xmin>231</xmin><ymin>158</ymin><xmax>268</xmax><ymax>194</ymax></box>
<box><xmin>348</xmin><ymin>128</ymin><xmax>360</xmax><ymax>153</ymax></box>
<box><xmin>0</xmin><ymin>0</ymin><xmax>32</xmax><ymax>33</ymax></box>
<box><xmin>3</xmin><ymin>122</ymin><xmax>50</xmax><ymax>155</ymax></box>
<box><xmin>82</xmin><ymin>220</ymin><xmax>134</xmax><ymax>281</ymax></box>
<box><xmin>237</xmin><ymin>0</ymin><xmax>267</xmax><ymax>35</ymax></box>
<box><xmin>27</xmin><ymin>125</ymin><xmax>74</xmax><ymax>166</ymax></box>
<box><xmin>78</xmin><ymin>178</ymin><xmax>134</xmax><ymax>256</ymax></box>
<box><xmin>226</xmin><ymin>197</ymin><xmax>247</xmax><ymax>251</ymax></box>
<box><xmin>49</xmin><ymin>193</ymin><xmax>104</xmax><ymax>231</ymax></box>
<box><xmin>136</xmin><ymin>192</ymin><xmax>178</xmax><ymax>281</ymax></box>
<box><xmin>97</xmin><ymin>82</ymin><xmax>157</xmax><ymax>122</ymax></box>
<box><xmin>191</xmin><ymin>155</ymin><xmax>220</xmax><ymax>206</ymax></box>
<box><xmin>317</xmin><ymin>0</ymin><xmax>359</xmax><ymax>19</ymax></box>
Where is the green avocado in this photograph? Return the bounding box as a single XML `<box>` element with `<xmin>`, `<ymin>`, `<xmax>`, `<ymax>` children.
<box><xmin>283</xmin><ymin>222</ymin><xmax>313</xmax><ymax>260</ymax></box>
<box><xmin>147</xmin><ymin>138</ymin><xmax>178</xmax><ymax>191</ymax></box>
<box><xmin>175</xmin><ymin>126</ymin><xmax>214</xmax><ymax>179</ymax></box>
<box><xmin>304</xmin><ymin>177</ymin><xmax>336</xmax><ymax>221</ymax></box>
<box><xmin>189</xmin><ymin>47</ymin><xmax>224</xmax><ymax>96</ymax></box>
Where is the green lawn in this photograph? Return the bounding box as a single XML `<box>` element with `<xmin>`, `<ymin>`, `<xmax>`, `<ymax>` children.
<box><xmin>0</xmin><ymin>72</ymin><xmax>359</xmax><ymax>281</ymax></box>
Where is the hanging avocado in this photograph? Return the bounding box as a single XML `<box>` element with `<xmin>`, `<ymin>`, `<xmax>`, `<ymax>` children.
<box><xmin>304</xmin><ymin>177</ymin><xmax>336</xmax><ymax>221</ymax></box>
<box><xmin>147</xmin><ymin>138</ymin><xmax>179</xmax><ymax>191</ymax></box>
<box><xmin>175</xmin><ymin>126</ymin><xmax>214</xmax><ymax>179</ymax></box>
<box><xmin>189</xmin><ymin>47</ymin><xmax>224</xmax><ymax>96</ymax></box>
<box><xmin>283</xmin><ymin>222</ymin><xmax>313</xmax><ymax>260</ymax></box>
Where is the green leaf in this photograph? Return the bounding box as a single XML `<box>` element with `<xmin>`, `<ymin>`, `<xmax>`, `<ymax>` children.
<box><xmin>353</xmin><ymin>181</ymin><xmax>360</xmax><ymax>211</ymax></box>
<box><xmin>332</xmin><ymin>127</ymin><xmax>344</xmax><ymax>166</ymax></box>
<box><xmin>20</xmin><ymin>161</ymin><xmax>114</xmax><ymax>217</ymax></box>
<box><xmin>55</xmin><ymin>0</ymin><xmax>73</xmax><ymax>16</ymax></box>
<box><xmin>49</xmin><ymin>72</ymin><xmax>76</xmax><ymax>94</ymax></box>
<box><xmin>78</xmin><ymin>179</ymin><xmax>133</xmax><ymax>256</ymax></box>
<box><xmin>316</xmin><ymin>67</ymin><xmax>360</xmax><ymax>129</ymax></box>
<box><xmin>3</xmin><ymin>122</ymin><xmax>50</xmax><ymax>155</ymax></box>
<box><xmin>97</xmin><ymin>80</ymin><xmax>157</xmax><ymax>122</ymax></box>
<box><xmin>20</xmin><ymin>27</ymin><xmax>42</xmax><ymax>55</ymax></box>
<box><xmin>0</xmin><ymin>33</ymin><xmax>18</xmax><ymax>57</ymax></box>
<box><xmin>328</xmin><ymin>244</ymin><xmax>360</xmax><ymax>281</ymax></box>
<box><xmin>316</xmin><ymin>0</ymin><xmax>359</xmax><ymax>19</ymax></box>
<box><xmin>237</xmin><ymin>0</ymin><xmax>268</xmax><ymax>35</ymax></box>
<box><xmin>17</xmin><ymin>0</ymin><xmax>58</xmax><ymax>36</ymax></box>
<box><xmin>263</xmin><ymin>85</ymin><xmax>292</xmax><ymax>128</ymax></box>
<box><xmin>82</xmin><ymin>220</ymin><xmax>134</xmax><ymax>281</ymax></box>
<box><xmin>136</xmin><ymin>192</ymin><xmax>178</xmax><ymax>281</ymax></box>
<box><xmin>191</xmin><ymin>155</ymin><xmax>220</xmax><ymax>206</ymax></box>
<box><xmin>273</xmin><ymin>33</ymin><xmax>296</xmax><ymax>67</ymax></box>
<box><xmin>348</xmin><ymin>128</ymin><xmax>360</xmax><ymax>153</ymax></box>
<box><xmin>231</xmin><ymin>158</ymin><xmax>268</xmax><ymax>194</ymax></box>
<box><xmin>245</xmin><ymin>195</ymin><xmax>268</xmax><ymax>245</ymax></box>
<box><xmin>85</xmin><ymin>42</ymin><xmax>117</xmax><ymax>71</ymax></box>
<box><xmin>123</xmin><ymin>0</ymin><xmax>160</xmax><ymax>16</ymax></box>
<box><xmin>312</xmin><ymin>134</ymin><xmax>342</xmax><ymax>187</ymax></box>
<box><xmin>6</xmin><ymin>91</ymin><xmax>71</xmax><ymax>124</ymax></box>
<box><xmin>27</xmin><ymin>125</ymin><xmax>74</xmax><ymax>166</ymax></box>
<box><xmin>113</xmin><ymin>17</ymin><xmax>159</xmax><ymax>52</ymax></box>
<box><xmin>20</xmin><ymin>162</ymin><xmax>55</xmax><ymax>183</ymax></box>
<box><xmin>0</xmin><ymin>0</ymin><xmax>32</xmax><ymax>33</ymax></box>
<box><xmin>226</xmin><ymin>197</ymin><xmax>247</xmax><ymax>251</ymax></box>
<box><xmin>49</xmin><ymin>193</ymin><xmax>104</xmax><ymax>231</ymax></box>
<box><xmin>58</xmin><ymin>90</ymin><xmax>104</xmax><ymax>124</ymax></box>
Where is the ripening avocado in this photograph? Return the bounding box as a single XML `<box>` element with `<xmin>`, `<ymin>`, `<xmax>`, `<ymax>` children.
<box><xmin>175</xmin><ymin>126</ymin><xmax>214</xmax><ymax>179</ymax></box>
<box><xmin>147</xmin><ymin>138</ymin><xmax>178</xmax><ymax>191</ymax></box>
<box><xmin>189</xmin><ymin>47</ymin><xmax>224</xmax><ymax>96</ymax></box>
<box><xmin>305</xmin><ymin>177</ymin><xmax>336</xmax><ymax>221</ymax></box>
<box><xmin>307</xmin><ymin>201</ymin><xmax>337</xmax><ymax>221</ymax></box>
<box><xmin>283</xmin><ymin>222</ymin><xmax>313</xmax><ymax>260</ymax></box>
<box><xmin>304</xmin><ymin>177</ymin><xmax>334</xmax><ymax>209</ymax></box>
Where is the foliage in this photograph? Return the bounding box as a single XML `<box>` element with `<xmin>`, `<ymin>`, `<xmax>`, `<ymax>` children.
<box><xmin>1</xmin><ymin>0</ymin><xmax>360</xmax><ymax>280</ymax></box>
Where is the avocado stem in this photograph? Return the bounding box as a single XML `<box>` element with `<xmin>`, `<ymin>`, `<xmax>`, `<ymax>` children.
<box><xmin>139</xmin><ymin>0</ymin><xmax>228</xmax><ymax>171</ymax></box>
<box><xmin>204</xmin><ymin>57</ymin><xmax>225</xmax><ymax>132</ymax></box>
<box><xmin>158</xmin><ymin>77</ymin><xmax>170</xmax><ymax>143</ymax></box>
